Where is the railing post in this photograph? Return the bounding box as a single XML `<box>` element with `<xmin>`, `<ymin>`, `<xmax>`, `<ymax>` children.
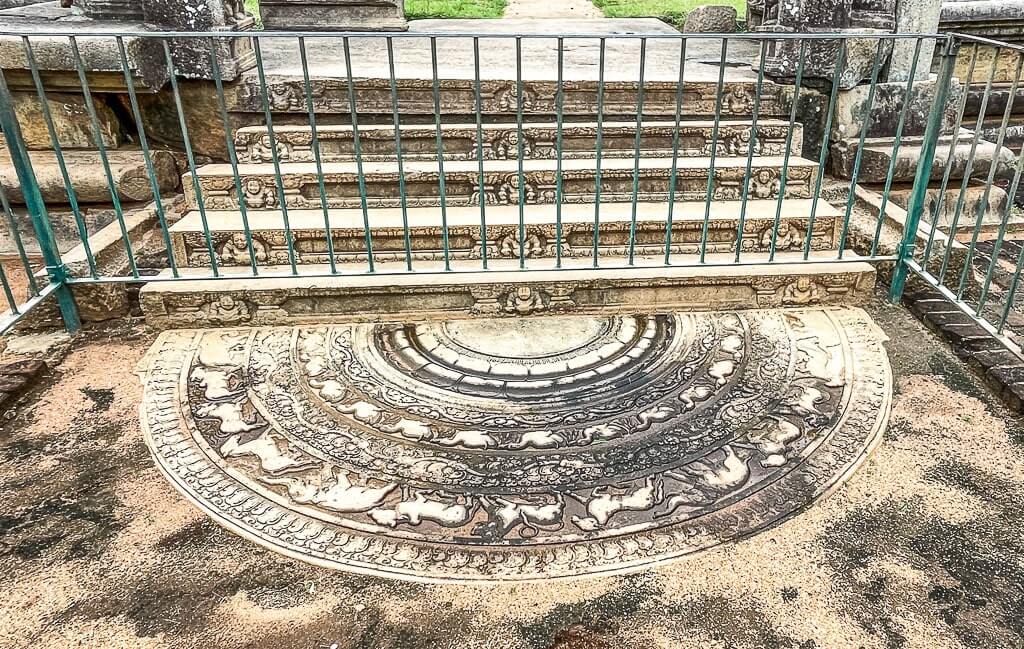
<box><xmin>0</xmin><ymin>65</ymin><xmax>80</xmax><ymax>333</ymax></box>
<box><xmin>888</xmin><ymin>35</ymin><xmax>959</xmax><ymax>304</ymax></box>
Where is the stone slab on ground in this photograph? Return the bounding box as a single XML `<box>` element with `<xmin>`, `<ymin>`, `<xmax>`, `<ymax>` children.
<box><xmin>138</xmin><ymin>254</ymin><xmax>876</xmax><ymax>328</ymax></box>
<box><xmin>137</xmin><ymin>306</ymin><xmax>890</xmax><ymax>580</ymax></box>
<box><xmin>503</xmin><ymin>0</ymin><xmax>601</xmax><ymax>19</ymax></box>
<box><xmin>259</xmin><ymin>0</ymin><xmax>407</xmax><ymax>31</ymax></box>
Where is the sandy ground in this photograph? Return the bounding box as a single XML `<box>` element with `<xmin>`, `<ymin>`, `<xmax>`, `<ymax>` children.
<box><xmin>1</xmin><ymin>293</ymin><xmax>1023</xmax><ymax>649</ymax></box>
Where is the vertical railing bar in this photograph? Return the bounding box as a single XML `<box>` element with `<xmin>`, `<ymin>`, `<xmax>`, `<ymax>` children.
<box><xmin>516</xmin><ymin>36</ymin><xmax>526</xmax><ymax>270</ymax></box>
<box><xmin>870</xmin><ymin>37</ymin><xmax>924</xmax><ymax>258</ymax></box>
<box><xmin>592</xmin><ymin>37</ymin><xmax>606</xmax><ymax>268</ymax></box>
<box><xmin>980</xmin><ymin>55</ymin><xmax>1024</xmax><ymax>314</ymax></box>
<box><xmin>209</xmin><ymin>41</ymin><xmax>257</xmax><ymax>276</ymax></box>
<box><xmin>734</xmin><ymin>39</ymin><xmax>767</xmax><ymax>264</ymax></box>
<box><xmin>386</xmin><ymin>37</ymin><xmax>413</xmax><ymax>272</ymax></box>
<box><xmin>838</xmin><ymin>38</ymin><xmax>885</xmax><ymax>259</ymax></box>
<box><xmin>627</xmin><ymin>37</ymin><xmax>647</xmax><ymax>266</ymax></box>
<box><xmin>0</xmin><ymin>261</ymin><xmax>17</xmax><ymax>314</ymax></box>
<box><xmin>0</xmin><ymin>64</ymin><xmax>79</xmax><ymax>331</ymax></box>
<box><xmin>162</xmin><ymin>40</ymin><xmax>219</xmax><ymax>278</ymax></box>
<box><xmin>252</xmin><ymin>38</ymin><xmax>297</xmax><ymax>275</ymax></box>
<box><xmin>117</xmin><ymin>36</ymin><xmax>177</xmax><ymax>277</ymax></box>
<box><xmin>664</xmin><ymin>37</ymin><xmax>688</xmax><ymax>266</ymax></box>
<box><xmin>23</xmin><ymin>37</ymin><xmax>96</xmax><ymax>280</ymax></box>
<box><xmin>699</xmin><ymin>38</ymin><xmax>729</xmax><ymax>264</ymax></box>
<box><xmin>768</xmin><ymin>39</ymin><xmax>806</xmax><ymax>263</ymax></box>
<box><xmin>342</xmin><ymin>36</ymin><xmax>374</xmax><ymax>273</ymax></box>
<box><xmin>921</xmin><ymin>42</ymin><xmax>978</xmax><ymax>274</ymax></box>
<box><xmin>70</xmin><ymin>35</ymin><xmax>138</xmax><ymax>278</ymax></box>
<box><xmin>888</xmin><ymin>34</ymin><xmax>958</xmax><ymax>303</ymax></box>
<box><xmin>299</xmin><ymin>36</ymin><xmax>337</xmax><ymax>275</ymax></box>
<box><xmin>429</xmin><ymin>36</ymin><xmax>450</xmax><ymax>272</ymax></box>
<box><xmin>957</xmin><ymin>49</ymin><xmax>1020</xmax><ymax>302</ymax></box>
<box><xmin>0</xmin><ymin>184</ymin><xmax>39</xmax><ymax>296</ymax></box>
<box><xmin>472</xmin><ymin>36</ymin><xmax>488</xmax><ymax>270</ymax></box>
<box><xmin>803</xmin><ymin>38</ymin><xmax>846</xmax><ymax>260</ymax></box>
<box><xmin>997</xmin><ymin>202</ymin><xmax>1024</xmax><ymax>330</ymax></box>
<box><xmin>554</xmin><ymin>36</ymin><xmax>566</xmax><ymax>269</ymax></box>
<box><xmin>938</xmin><ymin>46</ymin><xmax>998</xmax><ymax>286</ymax></box>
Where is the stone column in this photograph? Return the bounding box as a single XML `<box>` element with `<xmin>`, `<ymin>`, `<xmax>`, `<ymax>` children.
<box><xmin>886</xmin><ymin>0</ymin><xmax>943</xmax><ymax>82</ymax></box>
<box><xmin>259</xmin><ymin>0</ymin><xmax>408</xmax><ymax>31</ymax></box>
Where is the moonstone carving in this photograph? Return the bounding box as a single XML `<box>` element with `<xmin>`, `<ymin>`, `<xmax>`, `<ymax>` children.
<box><xmin>139</xmin><ymin>308</ymin><xmax>892</xmax><ymax>582</ymax></box>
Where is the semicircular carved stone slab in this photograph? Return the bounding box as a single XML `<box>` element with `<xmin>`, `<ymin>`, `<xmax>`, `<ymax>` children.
<box><xmin>138</xmin><ymin>307</ymin><xmax>892</xmax><ymax>582</ymax></box>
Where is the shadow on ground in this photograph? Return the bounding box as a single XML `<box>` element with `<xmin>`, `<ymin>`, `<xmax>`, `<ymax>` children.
<box><xmin>1</xmin><ymin>293</ymin><xmax>1022</xmax><ymax>649</ymax></box>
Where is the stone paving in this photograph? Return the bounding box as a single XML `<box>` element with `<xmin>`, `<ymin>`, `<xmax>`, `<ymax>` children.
<box><xmin>2</xmin><ymin>293</ymin><xmax>1024</xmax><ymax>648</ymax></box>
<box><xmin>503</xmin><ymin>0</ymin><xmax>602</xmax><ymax>19</ymax></box>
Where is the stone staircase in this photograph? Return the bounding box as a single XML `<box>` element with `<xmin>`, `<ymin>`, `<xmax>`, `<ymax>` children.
<box><xmin>141</xmin><ymin>94</ymin><xmax>876</xmax><ymax>328</ymax></box>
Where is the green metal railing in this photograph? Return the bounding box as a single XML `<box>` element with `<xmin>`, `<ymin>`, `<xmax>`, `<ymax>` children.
<box><xmin>0</xmin><ymin>28</ymin><xmax>1018</xmax><ymax>351</ymax></box>
<box><xmin>891</xmin><ymin>34</ymin><xmax>1024</xmax><ymax>352</ymax></box>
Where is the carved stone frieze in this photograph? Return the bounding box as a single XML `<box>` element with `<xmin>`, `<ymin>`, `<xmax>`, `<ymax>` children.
<box><xmin>232</xmin><ymin>122</ymin><xmax>801</xmax><ymax>164</ymax></box>
<box><xmin>172</xmin><ymin>215</ymin><xmax>840</xmax><ymax>267</ymax></box>
<box><xmin>139</xmin><ymin>262</ymin><xmax>875</xmax><ymax>328</ymax></box>
<box><xmin>185</xmin><ymin>162</ymin><xmax>817</xmax><ymax>211</ymax></box>
<box><xmin>138</xmin><ymin>307</ymin><xmax>892</xmax><ymax>580</ymax></box>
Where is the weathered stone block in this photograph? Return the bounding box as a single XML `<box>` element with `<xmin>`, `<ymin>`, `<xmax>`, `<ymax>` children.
<box><xmin>884</xmin><ymin>182</ymin><xmax>1012</xmax><ymax>232</ymax></box>
<box><xmin>830</xmin><ymin>133</ymin><xmax>1016</xmax><ymax>183</ymax></box>
<box><xmin>12</xmin><ymin>90</ymin><xmax>122</xmax><ymax>150</ymax></box>
<box><xmin>259</xmin><ymin>0</ymin><xmax>407</xmax><ymax>31</ymax></box>
<box><xmin>0</xmin><ymin>145</ymin><xmax>180</xmax><ymax>204</ymax></box>
<box><xmin>831</xmin><ymin>80</ymin><xmax>962</xmax><ymax>142</ymax></box>
<box><xmin>683</xmin><ymin>5</ymin><xmax>736</xmax><ymax>33</ymax></box>
<box><xmin>954</xmin><ymin>44</ymin><xmax>1024</xmax><ymax>86</ymax></box>
<box><xmin>0</xmin><ymin>9</ymin><xmax>170</xmax><ymax>91</ymax></box>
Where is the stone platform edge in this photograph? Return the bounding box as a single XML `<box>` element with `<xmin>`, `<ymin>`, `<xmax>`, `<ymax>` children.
<box><xmin>139</xmin><ymin>261</ymin><xmax>876</xmax><ymax>329</ymax></box>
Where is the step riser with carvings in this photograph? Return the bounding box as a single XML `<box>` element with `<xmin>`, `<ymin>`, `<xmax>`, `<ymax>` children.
<box><xmin>185</xmin><ymin>158</ymin><xmax>818</xmax><ymax>211</ymax></box>
<box><xmin>170</xmin><ymin>213</ymin><xmax>841</xmax><ymax>267</ymax></box>
<box><xmin>234</xmin><ymin>121</ymin><xmax>803</xmax><ymax>164</ymax></box>
<box><xmin>139</xmin><ymin>256</ymin><xmax>876</xmax><ymax>329</ymax></box>
<box><xmin>227</xmin><ymin>79</ymin><xmax>793</xmax><ymax>120</ymax></box>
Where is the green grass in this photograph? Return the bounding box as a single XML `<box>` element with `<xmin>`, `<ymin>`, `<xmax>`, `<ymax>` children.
<box><xmin>405</xmin><ymin>0</ymin><xmax>507</xmax><ymax>19</ymax></box>
<box><xmin>592</xmin><ymin>0</ymin><xmax>746</xmax><ymax>28</ymax></box>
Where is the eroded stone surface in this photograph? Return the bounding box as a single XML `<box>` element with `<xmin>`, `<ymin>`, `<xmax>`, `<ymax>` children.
<box><xmin>138</xmin><ymin>307</ymin><xmax>891</xmax><ymax>581</ymax></box>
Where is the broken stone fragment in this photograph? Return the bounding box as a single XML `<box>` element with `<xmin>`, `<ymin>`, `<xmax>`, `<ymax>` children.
<box><xmin>0</xmin><ymin>145</ymin><xmax>180</xmax><ymax>204</ymax></box>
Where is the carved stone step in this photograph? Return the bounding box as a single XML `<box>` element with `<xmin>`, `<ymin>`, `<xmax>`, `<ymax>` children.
<box><xmin>169</xmin><ymin>199</ymin><xmax>842</xmax><ymax>267</ymax></box>
<box><xmin>233</xmin><ymin>120</ymin><xmax>803</xmax><ymax>164</ymax></box>
<box><xmin>139</xmin><ymin>252</ymin><xmax>876</xmax><ymax>329</ymax></box>
<box><xmin>184</xmin><ymin>156</ymin><xmax>820</xmax><ymax>211</ymax></box>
